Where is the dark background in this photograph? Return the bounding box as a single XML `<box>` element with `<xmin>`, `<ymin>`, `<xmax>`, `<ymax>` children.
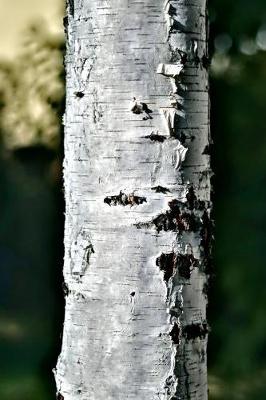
<box><xmin>0</xmin><ymin>1</ymin><xmax>266</xmax><ymax>398</ymax></box>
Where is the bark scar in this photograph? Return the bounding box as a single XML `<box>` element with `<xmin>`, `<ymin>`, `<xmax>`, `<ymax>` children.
<box><xmin>104</xmin><ymin>191</ymin><xmax>147</xmax><ymax>207</ymax></box>
<box><xmin>144</xmin><ymin>132</ymin><xmax>167</xmax><ymax>142</ymax></box>
<box><xmin>130</xmin><ymin>97</ymin><xmax>153</xmax><ymax>120</ymax></box>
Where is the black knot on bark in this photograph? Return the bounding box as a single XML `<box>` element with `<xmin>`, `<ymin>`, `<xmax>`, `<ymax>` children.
<box><xmin>74</xmin><ymin>91</ymin><xmax>85</xmax><ymax>98</ymax></box>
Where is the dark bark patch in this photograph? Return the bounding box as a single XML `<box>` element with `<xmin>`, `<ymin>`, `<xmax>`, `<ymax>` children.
<box><xmin>202</xmin><ymin>255</ymin><xmax>214</xmax><ymax>275</ymax></box>
<box><xmin>138</xmin><ymin>197</ymin><xmax>209</xmax><ymax>235</ymax></box>
<box><xmin>74</xmin><ymin>91</ymin><xmax>85</xmax><ymax>98</ymax></box>
<box><xmin>186</xmin><ymin>187</ymin><xmax>206</xmax><ymax>211</ymax></box>
<box><xmin>170</xmin><ymin>20</ymin><xmax>187</xmax><ymax>33</ymax></box>
<box><xmin>156</xmin><ymin>252</ymin><xmax>176</xmax><ymax>283</ymax></box>
<box><xmin>170</xmin><ymin>323</ymin><xmax>180</xmax><ymax>344</ymax></box>
<box><xmin>130</xmin><ymin>292</ymin><xmax>135</xmax><ymax>297</ymax></box>
<box><xmin>183</xmin><ymin>322</ymin><xmax>209</xmax><ymax>340</ymax></box>
<box><xmin>151</xmin><ymin>185</ymin><xmax>170</xmax><ymax>194</ymax></box>
<box><xmin>62</xmin><ymin>282</ymin><xmax>69</xmax><ymax>296</ymax></box>
<box><xmin>170</xmin><ymin>48</ymin><xmax>188</xmax><ymax>65</ymax></box>
<box><xmin>63</xmin><ymin>16</ymin><xmax>68</xmax><ymax>34</ymax></box>
<box><xmin>202</xmin><ymin>145</ymin><xmax>210</xmax><ymax>155</ymax></box>
<box><xmin>169</xmin><ymin>306</ymin><xmax>182</xmax><ymax>319</ymax></box>
<box><xmin>199</xmin><ymin>210</ymin><xmax>214</xmax><ymax>276</ymax></box>
<box><xmin>144</xmin><ymin>133</ymin><xmax>166</xmax><ymax>142</ymax></box>
<box><xmin>167</xmin><ymin>4</ymin><xmax>177</xmax><ymax>16</ymax></box>
<box><xmin>164</xmin><ymin>375</ymin><xmax>176</xmax><ymax>396</ymax></box>
<box><xmin>178</xmin><ymin>49</ymin><xmax>188</xmax><ymax>65</ymax></box>
<box><xmin>200</xmin><ymin>210</ymin><xmax>213</xmax><ymax>254</ymax></box>
<box><xmin>67</xmin><ymin>0</ymin><xmax>74</xmax><ymax>17</ymax></box>
<box><xmin>152</xmin><ymin>199</ymin><xmax>198</xmax><ymax>233</ymax></box>
<box><xmin>131</xmin><ymin>98</ymin><xmax>153</xmax><ymax>120</ymax></box>
<box><xmin>178</xmin><ymin>131</ymin><xmax>187</xmax><ymax>144</ymax></box>
<box><xmin>85</xmin><ymin>244</ymin><xmax>95</xmax><ymax>264</ymax></box>
<box><xmin>104</xmin><ymin>191</ymin><xmax>146</xmax><ymax>207</ymax></box>
<box><xmin>156</xmin><ymin>252</ymin><xmax>198</xmax><ymax>281</ymax></box>
<box><xmin>186</xmin><ymin>187</ymin><xmax>197</xmax><ymax>210</ymax></box>
<box><xmin>57</xmin><ymin>394</ymin><xmax>64</xmax><ymax>400</ymax></box>
<box><xmin>176</xmin><ymin>253</ymin><xmax>198</xmax><ymax>280</ymax></box>
<box><xmin>141</xmin><ymin>102</ymin><xmax>153</xmax><ymax>119</ymax></box>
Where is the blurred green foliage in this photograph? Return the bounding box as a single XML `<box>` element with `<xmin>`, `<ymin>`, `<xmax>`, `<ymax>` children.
<box><xmin>0</xmin><ymin>1</ymin><xmax>266</xmax><ymax>399</ymax></box>
<box><xmin>0</xmin><ymin>21</ymin><xmax>64</xmax><ymax>150</ymax></box>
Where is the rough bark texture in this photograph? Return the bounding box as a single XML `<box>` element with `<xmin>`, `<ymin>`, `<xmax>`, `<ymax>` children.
<box><xmin>55</xmin><ymin>0</ymin><xmax>211</xmax><ymax>399</ymax></box>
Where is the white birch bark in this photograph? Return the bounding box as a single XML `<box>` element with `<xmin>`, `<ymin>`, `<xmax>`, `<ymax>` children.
<box><xmin>55</xmin><ymin>0</ymin><xmax>211</xmax><ymax>399</ymax></box>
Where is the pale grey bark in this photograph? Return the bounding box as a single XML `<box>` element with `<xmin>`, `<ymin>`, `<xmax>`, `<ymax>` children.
<box><xmin>55</xmin><ymin>0</ymin><xmax>211</xmax><ymax>399</ymax></box>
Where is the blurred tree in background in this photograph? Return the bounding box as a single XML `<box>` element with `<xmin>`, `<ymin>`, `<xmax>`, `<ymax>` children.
<box><xmin>0</xmin><ymin>21</ymin><xmax>64</xmax><ymax>400</ymax></box>
<box><xmin>0</xmin><ymin>0</ymin><xmax>266</xmax><ymax>399</ymax></box>
<box><xmin>209</xmin><ymin>0</ymin><xmax>266</xmax><ymax>398</ymax></box>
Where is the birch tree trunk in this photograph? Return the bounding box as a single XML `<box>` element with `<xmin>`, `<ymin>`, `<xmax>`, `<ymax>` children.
<box><xmin>55</xmin><ymin>0</ymin><xmax>211</xmax><ymax>399</ymax></box>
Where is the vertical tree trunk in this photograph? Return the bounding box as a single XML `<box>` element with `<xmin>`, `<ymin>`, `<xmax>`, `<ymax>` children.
<box><xmin>55</xmin><ymin>0</ymin><xmax>211</xmax><ymax>399</ymax></box>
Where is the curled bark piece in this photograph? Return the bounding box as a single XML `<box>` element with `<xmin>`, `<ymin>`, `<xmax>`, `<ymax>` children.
<box><xmin>174</xmin><ymin>141</ymin><xmax>188</xmax><ymax>169</ymax></box>
<box><xmin>161</xmin><ymin>107</ymin><xmax>178</xmax><ymax>135</ymax></box>
<box><xmin>157</xmin><ymin>63</ymin><xmax>183</xmax><ymax>78</ymax></box>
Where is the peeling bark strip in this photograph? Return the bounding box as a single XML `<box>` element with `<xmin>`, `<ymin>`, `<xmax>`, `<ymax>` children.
<box><xmin>56</xmin><ymin>1</ymin><xmax>210</xmax><ymax>400</ymax></box>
